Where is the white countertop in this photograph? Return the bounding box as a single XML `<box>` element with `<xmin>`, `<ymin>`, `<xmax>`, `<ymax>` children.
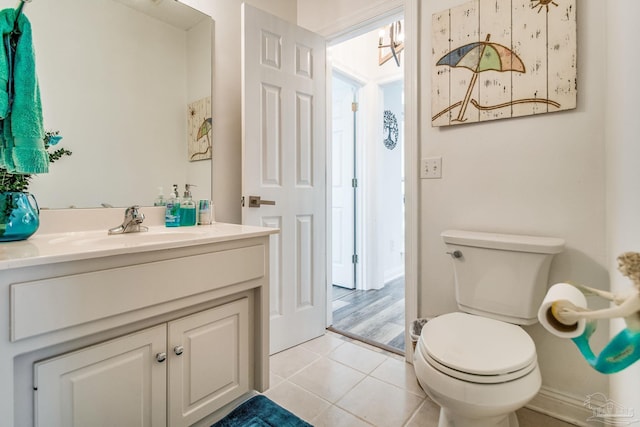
<box><xmin>0</xmin><ymin>223</ymin><xmax>278</xmax><ymax>270</ymax></box>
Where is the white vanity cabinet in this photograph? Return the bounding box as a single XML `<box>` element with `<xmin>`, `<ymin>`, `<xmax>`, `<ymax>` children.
<box><xmin>0</xmin><ymin>222</ymin><xmax>276</xmax><ymax>427</ymax></box>
<box><xmin>34</xmin><ymin>299</ymin><xmax>249</xmax><ymax>427</ymax></box>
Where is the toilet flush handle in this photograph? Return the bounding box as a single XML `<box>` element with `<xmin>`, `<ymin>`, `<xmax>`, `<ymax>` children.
<box><xmin>446</xmin><ymin>250</ymin><xmax>463</xmax><ymax>259</ymax></box>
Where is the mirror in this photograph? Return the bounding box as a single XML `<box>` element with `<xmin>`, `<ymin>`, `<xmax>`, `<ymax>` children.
<box><xmin>9</xmin><ymin>0</ymin><xmax>213</xmax><ymax>208</ymax></box>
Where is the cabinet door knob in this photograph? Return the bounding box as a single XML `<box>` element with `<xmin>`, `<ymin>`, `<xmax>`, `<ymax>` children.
<box><xmin>156</xmin><ymin>352</ymin><xmax>167</xmax><ymax>363</ymax></box>
<box><xmin>174</xmin><ymin>345</ymin><xmax>184</xmax><ymax>356</ymax></box>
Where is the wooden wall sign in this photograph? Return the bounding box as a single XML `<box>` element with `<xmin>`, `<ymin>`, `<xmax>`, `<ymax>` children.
<box><xmin>431</xmin><ymin>0</ymin><xmax>577</xmax><ymax>127</ymax></box>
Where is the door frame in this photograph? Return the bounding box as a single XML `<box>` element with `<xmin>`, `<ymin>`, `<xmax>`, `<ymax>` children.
<box><xmin>323</xmin><ymin>0</ymin><xmax>419</xmax><ymax>361</ymax></box>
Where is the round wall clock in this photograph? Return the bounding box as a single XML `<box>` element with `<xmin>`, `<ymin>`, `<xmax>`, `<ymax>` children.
<box><xmin>383</xmin><ymin>110</ymin><xmax>398</xmax><ymax>150</ymax></box>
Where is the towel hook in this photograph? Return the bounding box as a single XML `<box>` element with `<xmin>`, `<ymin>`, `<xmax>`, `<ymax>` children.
<box><xmin>12</xmin><ymin>0</ymin><xmax>32</xmax><ymax>36</ymax></box>
<box><xmin>15</xmin><ymin>0</ymin><xmax>32</xmax><ymax>19</ymax></box>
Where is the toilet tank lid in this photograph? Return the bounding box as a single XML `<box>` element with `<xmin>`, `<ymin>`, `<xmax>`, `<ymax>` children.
<box><xmin>441</xmin><ymin>230</ymin><xmax>565</xmax><ymax>254</ymax></box>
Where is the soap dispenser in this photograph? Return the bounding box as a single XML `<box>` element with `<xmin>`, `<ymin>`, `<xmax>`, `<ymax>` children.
<box><xmin>154</xmin><ymin>186</ymin><xmax>166</xmax><ymax>206</ymax></box>
<box><xmin>165</xmin><ymin>184</ymin><xmax>181</xmax><ymax>227</ymax></box>
<box><xmin>179</xmin><ymin>184</ymin><xmax>197</xmax><ymax>226</ymax></box>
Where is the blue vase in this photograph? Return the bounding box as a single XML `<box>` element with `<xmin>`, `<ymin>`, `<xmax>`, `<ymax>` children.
<box><xmin>0</xmin><ymin>192</ymin><xmax>40</xmax><ymax>242</ymax></box>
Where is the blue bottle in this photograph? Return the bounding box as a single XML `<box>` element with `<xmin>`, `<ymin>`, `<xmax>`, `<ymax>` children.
<box><xmin>179</xmin><ymin>184</ymin><xmax>197</xmax><ymax>226</ymax></box>
<box><xmin>165</xmin><ymin>184</ymin><xmax>181</xmax><ymax>227</ymax></box>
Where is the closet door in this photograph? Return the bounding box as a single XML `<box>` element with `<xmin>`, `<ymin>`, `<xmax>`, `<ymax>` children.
<box><xmin>167</xmin><ymin>298</ymin><xmax>250</xmax><ymax>427</ymax></box>
<box><xmin>34</xmin><ymin>325</ymin><xmax>167</xmax><ymax>427</ymax></box>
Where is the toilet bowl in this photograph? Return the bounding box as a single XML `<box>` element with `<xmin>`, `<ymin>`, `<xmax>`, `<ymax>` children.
<box><xmin>414</xmin><ymin>312</ymin><xmax>541</xmax><ymax>427</ymax></box>
<box><xmin>413</xmin><ymin>230</ymin><xmax>564</xmax><ymax>427</ymax></box>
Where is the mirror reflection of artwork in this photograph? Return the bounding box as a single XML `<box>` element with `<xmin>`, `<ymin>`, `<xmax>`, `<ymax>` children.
<box><xmin>188</xmin><ymin>96</ymin><xmax>212</xmax><ymax>161</ymax></box>
<box><xmin>431</xmin><ymin>0</ymin><xmax>576</xmax><ymax>127</ymax></box>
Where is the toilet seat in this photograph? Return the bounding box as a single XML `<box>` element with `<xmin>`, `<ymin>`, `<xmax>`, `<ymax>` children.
<box><xmin>419</xmin><ymin>312</ymin><xmax>537</xmax><ymax>384</ymax></box>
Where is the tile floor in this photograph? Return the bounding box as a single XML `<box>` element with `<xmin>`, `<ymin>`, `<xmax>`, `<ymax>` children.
<box><xmin>266</xmin><ymin>331</ymin><xmax>578</xmax><ymax>427</ymax></box>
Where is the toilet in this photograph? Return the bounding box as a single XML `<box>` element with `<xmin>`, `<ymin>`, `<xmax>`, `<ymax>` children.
<box><xmin>413</xmin><ymin>230</ymin><xmax>564</xmax><ymax>427</ymax></box>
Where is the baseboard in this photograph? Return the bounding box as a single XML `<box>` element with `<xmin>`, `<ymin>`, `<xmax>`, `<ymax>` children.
<box><xmin>384</xmin><ymin>269</ymin><xmax>404</xmax><ymax>284</ymax></box>
<box><xmin>526</xmin><ymin>386</ymin><xmax>604</xmax><ymax>427</ymax></box>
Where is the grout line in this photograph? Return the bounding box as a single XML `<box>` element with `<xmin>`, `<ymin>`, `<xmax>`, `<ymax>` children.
<box><xmin>402</xmin><ymin>399</ymin><xmax>428</xmax><ymax>427</ymax></box>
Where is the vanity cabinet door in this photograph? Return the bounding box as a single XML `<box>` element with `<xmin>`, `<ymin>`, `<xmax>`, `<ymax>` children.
<box><xmin>167</xmin><ymin>298</ymin><xmax>250</xmax><ymax>427</ymax></box>
<box><xmin>34</xmin><ymin>325</ymin><xmax>167</xmax><ymax>427</ymax></box>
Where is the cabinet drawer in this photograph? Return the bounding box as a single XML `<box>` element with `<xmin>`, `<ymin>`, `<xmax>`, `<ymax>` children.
<box><xmin>11</xmin><ymin>245</ymin><xmax>265</xmax><ymax>341</ymax></box>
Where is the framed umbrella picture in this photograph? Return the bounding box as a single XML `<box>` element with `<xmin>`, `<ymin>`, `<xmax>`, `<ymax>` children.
<box><xmin>187</xmin><ymin>96</ymin><xmax>212</xmax><ymax>161</ymax></box>
<box><xmin>431</xmin><ymin>0</ymin><xmax>576</xmax><ymax>127</ymax></box>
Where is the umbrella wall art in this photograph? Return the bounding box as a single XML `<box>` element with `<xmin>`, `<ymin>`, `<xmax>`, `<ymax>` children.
<box><xmin>431</xmin><ymin>0</ymin><xmax>576</xmax><ymax>127</ymax></box>
<box><xmin>187</xmin><ymin>96</ymin><xmax>213</xmax><ymax>161</ymax></box>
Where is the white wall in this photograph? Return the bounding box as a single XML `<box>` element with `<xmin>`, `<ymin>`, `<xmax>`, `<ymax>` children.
<box><xmin>181</xmin><ymin>0</ymin><xmax>297</xmax><ymax>223</ymax></box>
<box><xmin>301</xmin><ymin>0</ymin><xmax>613</xmax><ymax>419</ymax></box>
<box><xmin>298</xmin><ymin>0</ymin><xmax>403</xmax><ymax>39</ymax></box>
<box><xmin>298</xmin><ymin>0</ymin><xmax>387</xmax><ymax>32</ymax></box>
<box><xmin>606</xmin><ymin>0</ymin><xmax>640</xmax><ymax>416</ymax></box>
<box><xmin>380</xmin><ymin>81</ymin><xmax>404</xmax><ymax>284</ymax></box>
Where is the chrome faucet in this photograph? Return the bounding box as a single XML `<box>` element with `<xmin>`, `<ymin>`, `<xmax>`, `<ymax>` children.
<box><xmin>108</xmin><ymin>205</ymin><xmax>149</xmax><ymax>235</ymax></box>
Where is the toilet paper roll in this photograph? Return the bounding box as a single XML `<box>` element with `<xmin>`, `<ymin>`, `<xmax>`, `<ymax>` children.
<box><xmin>537</xmin><ymin>283</ymin><xmax>588</xmax><ymax>338</ymax></box>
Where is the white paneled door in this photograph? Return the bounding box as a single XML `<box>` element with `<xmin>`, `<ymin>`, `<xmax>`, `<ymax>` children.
<box><xmin>242</xmin><ymin>4</ymin><xmax>326</xmax><ymax>354</ymax></box>
<box><xmin>331</xmin><ymin>75</ymin><xmax>357</xmax><ymax>290</ymax></box>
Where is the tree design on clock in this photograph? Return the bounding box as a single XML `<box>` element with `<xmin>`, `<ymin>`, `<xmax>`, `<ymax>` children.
<box><xmin>383</xmin><ymin>110</ymin><xmax>399</xmax><ymax>150</ymax></box>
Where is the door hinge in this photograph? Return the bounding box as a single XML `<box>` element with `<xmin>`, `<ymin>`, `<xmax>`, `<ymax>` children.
<box><xmin>241</xmin><ymin>196</ymin><xmax>245</xmax><ymax>207</ymax></box>
<box><xmin>351</xmin><ymin>102</ymin><xmax>358</xmax><ymax>112</ymax></box>
<box><xmin>352</xmin><ymin>178</ymin><xmax>358</xmax><ymax>188</ymax></box>
<box><xmin>352</xmin><ymin>254</ymin><xmax>359</xmax><ymax>264</ymax></box>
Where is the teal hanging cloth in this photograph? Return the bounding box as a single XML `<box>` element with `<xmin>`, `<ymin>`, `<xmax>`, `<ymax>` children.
<box><xmin>0</xmin><ymin>6</ymin><xmax>48</xmax><ymax>174</ymax></box>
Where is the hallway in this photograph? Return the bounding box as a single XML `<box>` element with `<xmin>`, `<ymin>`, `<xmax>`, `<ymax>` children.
<box><xmin>331</xmin><ymin>278</ymin><xmax>405</xmax><ymax>353</ymax></box>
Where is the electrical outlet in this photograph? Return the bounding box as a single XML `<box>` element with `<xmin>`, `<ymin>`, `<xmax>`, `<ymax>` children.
<box><xmin>421</xmin><ymin>157</ymin><xmax>442</xmax><ymax>179</ymax></box>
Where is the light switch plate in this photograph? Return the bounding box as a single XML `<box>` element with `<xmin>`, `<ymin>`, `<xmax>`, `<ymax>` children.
<box><xmin>421</xmin><ymin>157</ymin><xmax>442</xmax><ymax>179</ymax></box>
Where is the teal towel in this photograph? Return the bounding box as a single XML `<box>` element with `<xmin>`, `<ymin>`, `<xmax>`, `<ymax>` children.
<box><xmin>0</xmin><ymin>8</ymin><xmax>47</xmax><ymax>174</ymax></box>
<box><xmin>0</xmin><ymin>11</ymin><xmax>9</xmax><ymax>118</ymax></box>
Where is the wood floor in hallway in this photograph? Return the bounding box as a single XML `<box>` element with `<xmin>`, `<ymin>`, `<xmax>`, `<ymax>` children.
<box><xmin>330</xmin><ymin>277</ymin><xmax>405</xmax><ymax>353</ymax></box>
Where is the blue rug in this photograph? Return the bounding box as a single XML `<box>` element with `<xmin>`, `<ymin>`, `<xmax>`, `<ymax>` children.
<box><xmin>211</xmin><ymin>395</ymin><xmax>312</xmax><ymax>427</ymax></box>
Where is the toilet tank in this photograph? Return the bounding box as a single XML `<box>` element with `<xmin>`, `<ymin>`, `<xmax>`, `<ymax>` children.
<box><xmin>441</xmin><ymin>230</ymin><xmax>564</xmax><ymax>325</ymax></box>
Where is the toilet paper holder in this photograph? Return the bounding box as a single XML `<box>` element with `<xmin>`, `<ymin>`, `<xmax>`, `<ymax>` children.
<box><xmin>540</xmin><ymin>252</ymin><xmax>640</xmax><ymax>374</ymax></box>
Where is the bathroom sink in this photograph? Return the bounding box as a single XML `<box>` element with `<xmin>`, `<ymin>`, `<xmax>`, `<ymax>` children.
<box><xmin>78</xmin><ymin>231</ymin><xmax>202</xmax><ymax>246</ymax></box>
<box><xmin>46</xmin><ymin>229</ymin><xmax>203</xmax><ymax>248</ymax></box>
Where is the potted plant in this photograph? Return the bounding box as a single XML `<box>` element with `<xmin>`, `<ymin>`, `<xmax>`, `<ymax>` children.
<box><xmin>0</xmin><ymin>131</ymin><xmax>71</xmax><ymax>241</ymax></box>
